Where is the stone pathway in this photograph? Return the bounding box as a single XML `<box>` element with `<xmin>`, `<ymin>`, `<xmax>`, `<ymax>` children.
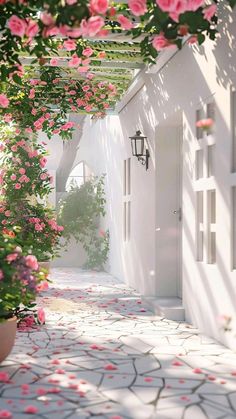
<box><xmin>0</xmin><ymin>268</ymin><xmax>236</xmax><ymax>419</ymax></box>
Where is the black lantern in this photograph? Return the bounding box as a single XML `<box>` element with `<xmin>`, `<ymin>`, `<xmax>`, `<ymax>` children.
<box><xmin>129</xmin><ymin>130</ymin><xmax>150</xmax><ymax>170</ymax></box>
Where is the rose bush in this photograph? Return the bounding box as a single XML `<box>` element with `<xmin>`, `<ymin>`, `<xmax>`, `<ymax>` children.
<box><xmin>0</xmin><ymin>202</ymin><xmax>64</xmax><ymax>262</ymax></box>
<box><xmin>0</xmin><ymin>229</ymin><xmax>48</xmax><ymax>323</ymax></box>
<box><xmin>0</xmin><ymin>131</ymin><xmax>52</xmax><ymax>200</ymax></box>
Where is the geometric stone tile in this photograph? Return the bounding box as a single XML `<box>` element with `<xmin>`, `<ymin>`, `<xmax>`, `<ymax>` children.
<box><xmin>0</xmin><ymin>267</ymin><xmax>236</xmax><ymax>419</ymax></box>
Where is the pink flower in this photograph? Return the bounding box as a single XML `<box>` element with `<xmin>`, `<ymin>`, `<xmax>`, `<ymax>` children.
<box><xmin>82</xmin><ymin>47</ymin><xmax>94</xmax><ymax>57</ymax></box>
<box><xmin>24</xmin><ymin>406</ymin><xmax>38</xmax><ymax>414</ymax></box>
<box><xmin>40</xmin><ymin>12</ymin><xmax>55</xmax><ymax>26</ymax></box>
<box><xmin>25</xmin><ymin>20</ymin><xmax>39</xmax><ymax>38</ymax></box>
<box><xmin>61</xmin><ymin>121</ymin><xmax>75</xmax><ymax>130</ymax></box>
<box><xmin>99</xmin><ymin>229</ymin><xmax>106</xmax><ymax>237</ymax></box>
<box><xmin>97</xmin><ymin>51</ymin><xmax>106</xmax><ymax>59</ymax></box>
<box><xmin>0</xmin><ymin>410</ymin><xmax>12</xmax><ymax>419</ymax></box>
<box><xmin>40</xmin><ymin>157</ymin><xmax>47</xmax><ymax>167</ymax></box>
<box><xmin>8</xmin><ymin>15</ymin><xmax>26</xmax><ymax>37</ymax></box>
<box><xmin>68</xmin><ymin>55</ymin><xmax>81</xmax><ymax>67</ymax></box>
<box><xmin>63</xmin><ymin>39</ymin><xmax>76</xmax><ymax>51</ymax></box>
<box><xmin>104</xmin><ymin>364</ymin><xmax>118</xmax><ymax>370</ymax></box>
<box><xmin>78</xmin><ymin>66</ymin><xmax>89</xmax><ymax>73</ymax></box>
<box><xmin>203</xmin><ymin>4</ymin><xmax>217</xmax><ymax>21</ymax></box>
<box><xmin>40</xmin><ymin>173</ymin><xmax>47</xmax><ymax>180</ymax></box>
<box><xmin>19</xmin><ymin>168</ymin><xmax>25</xmax><ymax>175</ymax></box>
<box><xmin>37</xmin><ymin>281</ymin><xmax>49</xmax><ymax>292</ymax></box>
<box><xmin>117</xmin><ymin>15</ymin><xmax>133</xmax><ymax>30</ymax></box>
<box><xmin>152</xmin><ymin>33</ymin><xmax>170</xmax><ymax>51</ymax></box>
<box><xmin>81</xmin><ymin>16</ymin><xmax>105</xmax><ymax>37</ymax></box>
<box><xmin>4</xmin><ymin>210</ymin><xmax>11</xmax><ymax>217</ymax></box>
<box><xmin>0</xmin><ymin>269</ymin><xmax>3</xmax><ymax>280</ymax></box>
<box><xmin>35</xmin><ymin>224</ymin><xmax>43</xmax><ymax>231</ymax></box>
<box><xmin>187</xmin><ymin>0</ymin><xmax>204</xmax><ymax>11</ymax></box>
<box><xmin>15</xmin><ymin>183</ymin><xmax>21</xmax><ymax>190</ymax></box>
<box><xmin>50</xmin><ymin>58</ymin><xmax>59</xmax><ymax>66</ymax></box>
<box><xmin>128</xmin><ymin>0</ymin><xmax>147</xmax><ymax>16</ymax></box>
<box><xmin>90</xmin><ymin>0</ymin><xmax>109</xmax><ymax>14</ymax></box>
<box><xmin>196</xmin><ymin>118</ymin><xmax>214</xmax><ymax>129</ymax></box>
<box><xmin>0</xmin><ymin>372</ymin><xmax>9</xmax><ymax>382</ymax></box>
<box><xmin>6</xmin><ymin>253</ymin><xmax>18</xmax><ymax>262</ymax></box>
<box><xmin>37</xmin><ymin>308</ymin><xmax>46</xmax><ymax>324</ymax></box>
<box><xmin>0</xmin><ymin>94</ymin><xmax>9</xmax><ymax>108</ymax></box>
<box><xmin>25</xmin><ymin>255</ymin><xmax>38</xmax><ymax>270</ymax></box>
<box><xmin>156</xmin><ymin>0</ymin><xmax>187</xmax><ymax>13</ymax></box>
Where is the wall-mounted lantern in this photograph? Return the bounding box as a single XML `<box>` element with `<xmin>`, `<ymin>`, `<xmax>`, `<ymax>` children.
<box><xmin>129</xmin><ymin>130</ymin><xmax>150</xmax><ymax>170</ymax></box>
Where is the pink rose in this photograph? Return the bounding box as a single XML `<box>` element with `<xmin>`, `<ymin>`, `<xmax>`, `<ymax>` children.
<box><xmin>40</xmin><ymin>12</ymin><xmax>55</xmax><ymax>26</ymax></box>
<box><xmin>0</xmin><ymin>94</ymin><xmax>9</xmax><ymax>108</ymax></box>
<box><xmin>15</xmin><ymin>183</ymin><xmax>21</xmax><ymax>190</ymax></box>
<box><xmin>128</xmin><ymin>0</ymin><xmax>147</xmax><ymax>16</ymax></box>
<box><xmin>37</xmin><ymin>308</ymin><xmax>45</xmax><ymax>324</ymax></box>
<box><xmin>40</xmin><ymin>172</ymin><xmax>47</xmax><ymax>180</ymax></box>
<box><xmin>82</xmin><ymin>47</ymin><xmax>94</xmax><ymax>57</ymax></box>
<box><xmin>152</xmin><ymin>33</ymin><xmax>170</xmax><ymax>51</ymax></box>
<box><xmin>63</xmin><ymin>39</ymin><xmax>76</xmax><ymax>51</ymax></box>
<box><xmin>35</xmin><ymin>224</ymin><xmax>43</xmax><ymax>231</ymax></box>
<box><xmin>6</xmin><ymin>253</ymin><xmax>18</xmax><ymax>262</ymax></box>
<box><xmin>77</xmin><ymin>66</ymin><xmax>89</xmax><ymax>73</ymax></box>
<box><xmin>25</xmin><ymin>20</ymin><xmax>39</xmax><ymax>38</ymax></box>
<box><xmin>4</xmin><ymin>210</ymin><xmax>11</xmax><ymax>217</ymax></box>
<box><xmin>196</xmin><ymin>118</ymin><xmax>214</xmax><ymax>129</ymax></box>
<box><xmin>8</xmin><ymin>15</ymin><xmax>26</xmax><ymax>37</ymax></box>
<box><xmin>90</xmin><ymin>0</ymin><xmax>109</xmax><ymax>14</ymax></box>
<box><xmin>203</xmin><ymin>4</ymin><xmax>217</xmax><ymax>21</ymax></box>
<box><xmin>40</xmin><ymin>157</ymin><xmax>47</xmax><ymax>167</ymax></box>
<box><xmin>156</xmin><ymin>0</ymin><xmax>187</xmax><ymax>13</ymax></box>
<box><xmin>117</xmin><ymin>15</ymin><xmax>133</xmax><ymax>30</ymax></box>
<box><xmin>187</xmin><ymin>0</ymin><xmax>204</xmax><ymax>11</ymax></box>
<box><xmin>68</xmin><ymin>55</ymin><xmax>81</xmax><ymax>67</ymax></box>
<box><xmin>50</xmin><ymin>58</ymin><xmax>59</xmax><ymax>66</ymax></box>
<box><xmin>80</xmin><ymin>16</ymin><xmax>105</xmax><ymax>37</ymax></box>
<box><xmin>25</xmin><ymin>255</ymin><xmax>38</xmax><ymax>270</ymax></box>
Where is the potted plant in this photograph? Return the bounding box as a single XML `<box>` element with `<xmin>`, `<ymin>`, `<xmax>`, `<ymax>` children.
<box><xmin>0</xmin><ymin>229</ymin><xmax>48</xmax><ymax>362</ymax></box>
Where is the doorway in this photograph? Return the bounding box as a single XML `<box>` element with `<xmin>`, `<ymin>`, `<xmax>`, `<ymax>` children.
<box><xmin>155</xmin><ymin>120</ymin><xmax>183</xmax><ymax>298</ymax></box>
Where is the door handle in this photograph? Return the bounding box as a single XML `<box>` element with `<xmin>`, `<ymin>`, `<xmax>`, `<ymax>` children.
<box><xmin>173</xmin><ymin>208</ymin><xmax>182</xmax><ymax>221</ymax></box>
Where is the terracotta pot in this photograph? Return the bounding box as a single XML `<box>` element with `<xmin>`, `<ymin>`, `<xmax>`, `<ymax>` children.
<box><xmin>38</xmin><ymin>261</ymin><xmax>51</xmax><ymax>272</ymax></box>
<box><xmin>0</xmin><ymin>316</ymin><xmax>17</xmax><ymax>363</ymax></box>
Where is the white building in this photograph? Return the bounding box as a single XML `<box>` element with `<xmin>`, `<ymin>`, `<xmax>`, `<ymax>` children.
<box><xmin>48</xmin><ymin>5</ymin><xmax>236</xmax><ymax>350</ymax></box>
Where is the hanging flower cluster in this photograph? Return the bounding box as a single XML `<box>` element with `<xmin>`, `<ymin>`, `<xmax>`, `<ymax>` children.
<box><xmin>0</xmin><ymin>66</ymin><xmax>120</xmax><ymax>139</ymax></box>
<box><xmin>0</xmin><ymin>0</ymin><xmax>235</xmax><ymax>81</ymax></box>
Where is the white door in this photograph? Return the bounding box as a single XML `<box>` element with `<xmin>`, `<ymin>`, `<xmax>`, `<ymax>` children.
<box><xmin>155</xmin><ymin>125</ymin><xmax>182</xmax><ymax>297</ymax></box>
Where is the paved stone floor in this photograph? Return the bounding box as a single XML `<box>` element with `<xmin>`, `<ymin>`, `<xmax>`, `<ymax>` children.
<box><xmin>0</xmin><ymin>268</ymin><xmax>236</xmax><ymax>419</ymax></box>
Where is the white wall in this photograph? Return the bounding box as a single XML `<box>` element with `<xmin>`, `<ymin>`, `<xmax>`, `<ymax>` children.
<box><xmin>62</xmin><ymin>4</ymin><xmax>236</xmax><ymax>348</ymax></box>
